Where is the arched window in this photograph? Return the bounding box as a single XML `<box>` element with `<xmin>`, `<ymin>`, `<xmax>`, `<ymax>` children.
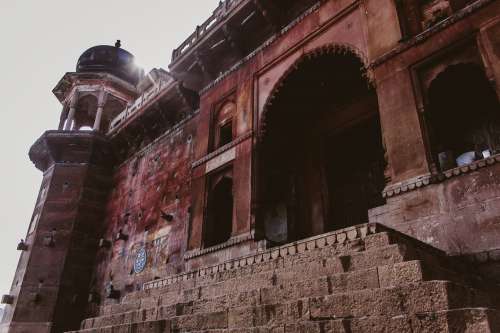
<box><xmin>427</xmin><ymin>63</ymin><xmax>500</xmax><ymax>170</ymax></box>
<box><xmin>204</xmin><ymin>176</ymin><xmax>233</xmax><ymax>247</ymax></box>
<box><xmin>72</xmin><ymin>94</ymin><xmax>98</xmax><ymax>130</ymax></box>
<box><xmin>213</xmin><ymin>101</ymin><xmax>235</xmax><ymax>149</ymax></box>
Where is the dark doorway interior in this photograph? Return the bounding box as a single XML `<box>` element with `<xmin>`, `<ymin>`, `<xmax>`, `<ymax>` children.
<box><xmin>325</xmin><ymin>116</ymin><xmax>386</xmax><ymax>230</ymax></box>
<box><xmin>204</xmin><ymin>177</ymin><xmax>233</xmax><ymax>247</ymax></box>
<box><xmin>259</xmin><ymin>50</ymin><xmax>387</xmax><ymax>244</ymax></box>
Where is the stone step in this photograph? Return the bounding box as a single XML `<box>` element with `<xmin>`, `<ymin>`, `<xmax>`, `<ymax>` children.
<box><xmin>98</xmin><ymin>241</ymin><xmax>415</xmax><ymax>317</ymax></box>
<box><xmin>84</xmin><ymin>259</ymin><xmax>427</xmax><ymax>329</ymax></box>
<box><xmin>100</xmin><ymin>236</ymin><xmax>422</xmax><ymax>315</ymax></box>
<box><xmin>134</xmin><ymin>225</ymin><xmax>401</xmax><ymax>294</ymax></box>
<box><xmin>97</xmin><ymin>232</ymin><xmax>490</xmax><ymax>319</ymax></box>
<box><xmin>83</xmin><ymin>271</ymin><xmax>495</xmax><ymax>331</ymax></box>
<box><xmin>70</xmin><ymin>307</ymin><xmax>500</xmax><ymax>333</ymax></box>
<box><xmin>67</xmin><ymin>319</ymin><xmax>169</xmax><ymax>333</ymax></box>
<box><xmin>70</xmin><ymin>224</ymin><xmax>500</xmax><ymax>333</ymax></box>
<box><xmin>309</xmin><ymin>280</ymin><xmax>495</xmax><ymax>319</ymax></box>
<box><xmin>229</xmin><ymin>282</ymin><xmax>494</xmax><ymax>329</ymax></box>
<box><xmin>283</xmin><ymin>308</ymin><xmax>500</xmax><ymax>333</ymax></box>
<box><xmin>131</xmin><ymin>225</ymin><xmax>468</xmax><ymax>299</ymax></box>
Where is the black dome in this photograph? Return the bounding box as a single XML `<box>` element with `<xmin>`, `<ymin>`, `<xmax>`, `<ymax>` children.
<box><xmin>76</xmin><ymin>44</ymin><xmax>143</xmax><ymax>85</ymax></box>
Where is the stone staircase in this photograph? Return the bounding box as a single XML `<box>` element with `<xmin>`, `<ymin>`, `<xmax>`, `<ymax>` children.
<box><xmin>67</xmin><ymin>223</ymin><xmax>500</xmax><ymax>332</ymax></box>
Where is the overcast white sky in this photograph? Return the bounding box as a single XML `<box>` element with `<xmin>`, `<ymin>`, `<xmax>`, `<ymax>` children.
<box><xmin>0</xmin><ymin>0</ymin><xmax>220</xmax><ymax>304</ymax></box>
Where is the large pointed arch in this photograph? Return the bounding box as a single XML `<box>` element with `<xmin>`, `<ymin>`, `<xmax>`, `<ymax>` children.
<box><xmin>257</xmin><ymin>43</ymin><xmax>374</xmax><ymax>142</ymax></box>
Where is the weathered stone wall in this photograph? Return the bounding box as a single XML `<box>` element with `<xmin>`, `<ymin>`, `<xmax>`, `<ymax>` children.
<box><xmin>183</xmin><ymin>0</ymin><xmax>500</xmax><ymax>271</ymax></box>
<box><xmin>370</xmin><ymin>161</ymin><xmax>500</xmax><ymax>255</ymax></box>
<box><xmin>4</xmin><ymin>2</ymin><xmax>500</xmax><ymax>332</ymax></box>
<box><xmin>92</xmin><ymin>118</ymin><xmax>197</xmax><ymax>303</ymax></box>
<box><xmin>90</xmin><ymin>0</ymin><xmax>500</xmax><ymax>303</ymax></box>
<box><xmin>188</xmin><ymin>0</ymin><xmax>403</xmax><ymax>264</ymax></box>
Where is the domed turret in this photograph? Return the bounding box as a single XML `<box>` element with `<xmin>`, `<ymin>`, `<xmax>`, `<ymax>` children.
<box><xmin>76</xmin><ymin>41</ymin><xmax>143</xmax><ymax>85</ymax></box>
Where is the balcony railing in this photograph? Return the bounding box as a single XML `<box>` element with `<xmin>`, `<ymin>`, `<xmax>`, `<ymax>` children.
<box><xmin>108</xmin><ymin>77</ymin><xmax>174</xmax><ymax>134</ymax></box>
<box><xmin>171</xmin><ymin>0</ymin><xmax>245</xmax><ymax>63</ymax></box>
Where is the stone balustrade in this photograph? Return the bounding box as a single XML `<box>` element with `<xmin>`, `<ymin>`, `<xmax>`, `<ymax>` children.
<box><xmin>171</xmin><ymin>0</ymin><xmax>244</xmax><ymax>63</ymax></box>
<box><xmin>107</xmin><ymin>77</ymin><xmax>174</xmax><ymax>134</ymax></box>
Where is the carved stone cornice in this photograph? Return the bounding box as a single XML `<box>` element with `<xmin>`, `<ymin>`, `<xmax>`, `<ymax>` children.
<box><xmin>184</xmin><ymin>231</ymin><xmax>256</xmax><ymax>260</ymax></box>
<box><xmin>382</xmin><ymin>174</ymin><xmax>434</xmax><ymax>198</ymax></box>
<box><xmin>192</xmin><ymin>131</ymin><xmax>253</xmax><ymax>168</ymax></box>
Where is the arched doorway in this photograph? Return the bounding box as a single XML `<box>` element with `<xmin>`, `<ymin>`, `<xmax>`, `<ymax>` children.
<box><xmin>426</xmin><ymin>63</ymin><xmax>500</xmax><ymax>171</ymax></box>
<box><xmin>73</xmin><ymin>94</ymin><xmax>98</xmax><ymax>130</ymax></box>
<box><xmin>258</xmin><ymin>46</ymin><xmax>386</xmax><ymax>245</ymax></box>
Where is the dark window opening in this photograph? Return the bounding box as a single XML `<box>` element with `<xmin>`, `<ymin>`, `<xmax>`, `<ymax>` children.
<box><xmin>212</xmin><ymin>101</ymin><xmax>236</xmax><ymax>151</ymax></box>
<box><xmin>218</xmin><ymin>121</ymin><xmax>233</xmax><ymax>147</ymax></box>
<box><xmin>204</xmin><ymin>177</ymin><xmax>233</xmax><ymax>248</ymax></box>
<box><xmin>427</xmin><ymin>63</ymin><xmax>500</xmax><ymax>171</ymax></box>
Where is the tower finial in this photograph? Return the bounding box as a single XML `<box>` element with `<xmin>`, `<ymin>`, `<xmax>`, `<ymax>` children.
<box><xmin>115</xmin><ymin>40</ymin><xmax>121</xmax><ymax>48</ymax></box>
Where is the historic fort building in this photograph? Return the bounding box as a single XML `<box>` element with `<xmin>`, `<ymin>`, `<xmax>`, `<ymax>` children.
<box><xmin>2</xmin><ymin>0</ymin><xmax>500</xmax><ymax>332</ymax></box>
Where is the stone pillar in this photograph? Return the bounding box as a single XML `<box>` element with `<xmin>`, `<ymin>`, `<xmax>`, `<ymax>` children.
<box><xmin>375</xmin><ymin>67</ymin><xmax>430</xmax><ymax>184</ymax></box>
<box><xmin>93</xmin><ymin>90</ymin><xmax>108</xmax><ymax>132</ymax></box>
<box><xmin>57</xmin><ymin>105</ymin><xmax>68</xmax><ymax>130</ymax></box>
<box><xmin>479</xmin><ymin>17</ymin><xmax>500</xmax><ymax>99</ymax></box>
<box><xmin>64</xmin><ymin>93</ymin><xmax>79</xmax><ymax>131</ymax></box>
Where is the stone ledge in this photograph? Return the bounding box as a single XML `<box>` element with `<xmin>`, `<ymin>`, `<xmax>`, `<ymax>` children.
<box><xmin>192</xmin><ymin>131</ymin><xmax>252</xmax><ymax>169</ymax></box>
<box><xmin>143</xmin><ymin>223</ymin><xmax>385</xmax><ymax>291</ymax></box>
<box><xmin>440</xmin><ymin>154</ymin><xmax>500</xmax><ymax>180</ymax></box>
<box><xmin>184</xmin><ymin>231</ymin><xmax>256</xmax><ymax>260</ymax></box>
<box><xmin>383</xmin><ymin>174</ymin><xmax>434</xmax><ymax>199</ymax></box>
<box><xmin>383</xmin><ymin>154</ymin><xmax>500</xmax><ymax>198</ymax></box>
